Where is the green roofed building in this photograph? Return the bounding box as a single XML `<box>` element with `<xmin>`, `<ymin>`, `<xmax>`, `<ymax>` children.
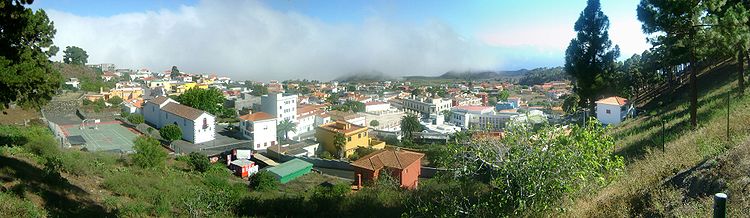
<box><xmin>266</xmin><ymin>158</ymin><xmax>313</xmax><ymax>184</ymax></box>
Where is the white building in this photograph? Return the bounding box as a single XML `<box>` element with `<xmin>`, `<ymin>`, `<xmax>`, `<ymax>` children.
<box><xmin>449</xmin><ymin>105</ymin><xmax>520</xmax><ymax>131</ymax></box>
<box><xmin>327</xmin><ymin>110</ymin><xmax>366</xmax><ymax>126</ymax></box>
<box><xmin>295</xmin><ymin>105</ymin><xmax>331</xmax><ymax>139</ymax></box>
<box><xmin>596</xmin><ymin>96</ymin><xmax>633</xmax><ymax>125</ymax></box>
<box><xmin>260</xmin><ymin>93</ymin><xmax>298</xmax><ymax>123</ymax></box>
<box><xmin>64</xmin><ymin>78</ymin><xmax>80</xmax><ymax>89</ymax></box>
<box><xmin>402</xmin><ymin>97</ymin><xmax>453</xmax><ymax>118</ymax></box>
<box><xmin>143</xmin><ymin>96</ymin><xmax>216</xmax><ymax>144</ymax></box>
<box><xmin>364</xmin><ymin>101</ymin><xmax>390</xmax><ymax>113</ymax></box>
<box><xmin>239</xmin><ymin>112</ymin><xmax>278</xmax><ymax>150</ymax></box>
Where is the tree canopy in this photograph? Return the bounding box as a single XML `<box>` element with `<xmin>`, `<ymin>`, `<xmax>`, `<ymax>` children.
<box><xmin>0</xmin><ymin>0</ymin><xmax>62</xmax><ymax>109</ymax></box>
<box><xmin>160</xmin><ymin>124</ymin><xmax>183</xmax><ymax>142</ymax></box>
<box><xmin>132</xmin><ymin>136</ymin><xmax>167</xmax><ymax>169</ymax></box>
<box><xmin>176</xmin><ymin>88</ymin><xmax>227</xmax><ymax>116</ymax></box>
<box><xmin>565</xmin><ymin>0</ymin><xmax>620</xmax><ymax>114</ymax></box>
<box><xmin>62</xmin><ymin>46</ymin><xmax>88</xmax><ymax>65</ymax></box>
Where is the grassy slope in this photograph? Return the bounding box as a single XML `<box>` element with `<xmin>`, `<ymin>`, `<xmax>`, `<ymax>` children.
<box><xmin>565</xmin><ymin>61</ymin><xmax>750</xmax><ymax>216</ymax></box>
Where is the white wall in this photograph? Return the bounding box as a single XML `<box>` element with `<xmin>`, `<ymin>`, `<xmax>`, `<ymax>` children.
<box><xmin>191</xmin><ymin>113</ymin><xmax>216</xmax><ymax>144</ymax></box>
<box><xmin>365</xmin><ymin>103</ymin><xmax>390</xmax><ymax>112</ymax></box>
<box><xmin>596</xmin><ymin>103</ymin><xmax>622</xmax><ymax>125</ymax></box>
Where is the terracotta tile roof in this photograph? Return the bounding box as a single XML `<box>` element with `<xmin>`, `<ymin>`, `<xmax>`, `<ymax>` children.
<box><xmin>161</xmin><ymin>102</ymin><xmax>207</xmax><ymax>120</ymax></box>
<box><xmin>351</xmin><ymin>149</ymin><xmax>424</xmax><ymax>171</ymax></box>
<box><xmin>239</xmin><ymin>112</ymin><xmax>275</xmax><ymax>122</ymax></box>
<box><xmin>148</xmin><ymin>96</ymin><xmax>169</xmax><ymax>105</ymax></box>
<box><xmin>596</xmin><ymin>96</ymin><xmax>628</xmax><ymax>106</ymax></box>
<box><xmin>297</xmin><ymin>104</ymin><xmax>323</xmax><ymax>116</ymax></box>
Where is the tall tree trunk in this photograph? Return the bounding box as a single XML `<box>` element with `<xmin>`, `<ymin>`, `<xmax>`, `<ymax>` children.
<box><xmin>739</xmin><ymin>49</ymin><xmax>745</xmax><ymax>95</ymax></box>
<box><xmin>690</xmin><ymin>49</ymin><xmax>698</xmax><ymax>128</ymax></box>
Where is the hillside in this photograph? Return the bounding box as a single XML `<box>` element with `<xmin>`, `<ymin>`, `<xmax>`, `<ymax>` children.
<box><xmin>403</xmin><ymin>69</ymin><xmax>530</xmax><ymax>81</ymax></box>
<box><xmin>565</xmin><ymin>60</ymin><xmax>750</xmax><ymax>217</ymax></box>
<box><xmin>53</xmin><ymin>62</ymin><xmax>99</xmax><ymax>80</ymax></box>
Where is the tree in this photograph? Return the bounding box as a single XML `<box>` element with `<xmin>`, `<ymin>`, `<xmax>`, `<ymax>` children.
<box><xmin>176</xmin><ymin>87</ymin><xmax>227</xmax><ymax>116</ymax></box>
<box><xmin>0</xmin><ymin>1</ymin><xmax>62</xmax><ymax>109</ymax></box>
<box><xmin>333</xmin><ymin>132</ymin><xmax>346</xmax><ymax>158</ymax></box>
<box><xmin>107</xmin><ymin>96</ymin><xmax>123</xmax><ymax>105</ymax></box>
<box><xmin>276</xmin><ymin>119</ymin><xmax>297</xmax><ymax>141</ymax></box>
<box><xmin>565</xmin><ymin>0</ymin><xmax>620</xmax><ymax>117</ymax></box>
<box><xmin>370</xmin><ymin>120</ymin><xmax>380</xmax><ymax>127</ymax></box>
<box><xmin>249</xmin><ymin>171</ymin><xmax>279</xmax><ymax>191</ymax></box>
<box><xmin>128</xmin><ymin>114</ymin><xmax>144</xmax><ymax>124</ymax></box>
<box><xmin>132</xmin><ymin>136</ymin><xmax>167</xmax><ymax>169</ymax></box>
<box><xmin>62</xmin><ymin>46</ymin><xmax>88</xmax><ymax>65</ymax></box>
<box><xmin>249</xmin><ymin>83</ymin><xmax>268</xmax><ymax>96</ymax></box>
<box><xmin>170</xmin><ymin>65</ymin><xmax>181</xmax><ymax>79</ymax></box>
<box><xmin>562</xmin><ymin>93</ymin><xmax>580</xmax><ymax>115</ymax></box>
<box><xmin>160</xmin><ymin>124</ymin><xmax>183</xmax><ymax>142</ymax></box>
<box><xmin>400</xmin><ymin>114</ymin><xmax>423</xmax><ymax>140</ymax></box>
<box><xmin>497</xmin><ymin>90</ymin><xmax>510</xmax><ymax>102</ymax></box>
<box><xmin>187</xmin><ymin>152</ymin><xmax>210</xmax><ymax>173</ymax></box>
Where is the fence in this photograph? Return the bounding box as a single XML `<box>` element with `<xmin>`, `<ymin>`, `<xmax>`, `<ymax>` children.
<box><xmin>41</xmin><ymin>109</ymin><xmax>71</xmax><ymax>149</ymax></box>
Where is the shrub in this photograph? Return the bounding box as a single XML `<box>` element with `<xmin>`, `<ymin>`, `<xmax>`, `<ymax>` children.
<box><xmin>370</xmin><ymin>120</ymin><xmax>379</xmax><ymax>127</ymax></box>
<box><xmin>187</xmin><ymin>152</ymin><xmax>210</xmax><ymax>173</ymax></box>
<box><xmin>319</xmin><ymin>151</ymin><xmax>334</xmax><ymax>160</ymax></box>
<box><xmin>128</xmin><ymin>114</ymin><xmax>144</xmax><ymax>124</ymax></box>
<box><xmin>82</xmin><ymin>98</ymin><xmax>93</xmax><ymax>105</ymax></box>
<box><xmin>107</xmin><ymin>96</ymin><xmax>123</xmax><ymax>105</ymax></box>
<box><xmin>249</xmin><ymin>171</ymin><xmax>278</xmax><ymax>191</ymax></box>
<box><xmin>160</xmin><ymin>124</ymin><xmax>182</xmax><ymax>142</ymax></box>
<box><xmin>121</xmin><ymin>110</ymin><xmax>130</xmax><ymax>118</ymax></box>
<box><xmin>131</xmin><ymin>136</ymin><xmax>167</xmax><ymax>169</ymax></box>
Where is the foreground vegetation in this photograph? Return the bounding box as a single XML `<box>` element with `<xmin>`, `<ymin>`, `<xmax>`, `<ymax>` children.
<box><xmin>565</xmin><ymin>62</ymin><xmax>750</xmax><ymax>216</ymax></box>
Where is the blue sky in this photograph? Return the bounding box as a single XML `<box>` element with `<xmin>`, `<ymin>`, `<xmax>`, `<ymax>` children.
<box><xmin>33</xmin><ymin>0</ymin><xmax>650</xmax><ymax>81</ymax></box>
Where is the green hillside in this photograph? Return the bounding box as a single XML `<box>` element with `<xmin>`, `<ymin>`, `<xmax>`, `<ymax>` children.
<box><xmin>565</xmin><ymin>61</ymin><xmax>750</xmax><ymax>217</ymax></box>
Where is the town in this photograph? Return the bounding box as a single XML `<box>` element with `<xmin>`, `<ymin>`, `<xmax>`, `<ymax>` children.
<box><xmin>3</xmin><ymin>0</ymin><xmax>750</xmax><ymax>217</ymax></box>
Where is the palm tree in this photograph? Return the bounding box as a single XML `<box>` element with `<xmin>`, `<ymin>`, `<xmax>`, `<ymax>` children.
<box><xmin>333</xmin><ymin>133</ymin><xmax>346</xmax><ymax>159</ymax></box>
<box><xmin>400</xmin><ymin>114</ymin><xmax>423</xmax><ymax>140</ymax></box>
<box><xmin>276</xmin><ymin>119</ymin><xmax>297</xmax><ymax>141</ymax></box>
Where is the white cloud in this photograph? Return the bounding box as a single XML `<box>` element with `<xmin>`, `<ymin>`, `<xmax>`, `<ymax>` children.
<box><xmin>47</xmin><ymin>0</ymin><xmax>501</xmax><ymax>81</ymax></box>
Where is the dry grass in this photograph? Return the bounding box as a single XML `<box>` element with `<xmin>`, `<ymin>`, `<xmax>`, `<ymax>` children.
<box><xmin>564</xmin><ymin>69</ymin><xmax>750</xmax><ymax>216</ymax></box>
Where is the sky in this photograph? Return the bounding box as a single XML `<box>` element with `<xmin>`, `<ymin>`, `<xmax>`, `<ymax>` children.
<box><xmin>32</xmin><ymin>0</ymin><xmax>650</xmax><ymax>81</ymax></box>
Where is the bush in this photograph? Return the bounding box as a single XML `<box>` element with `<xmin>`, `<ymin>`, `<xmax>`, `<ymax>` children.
<box><xmin>249</xmin><ymin>171</ymin><xmax>278</xmax><ymax>191</ymax></box>
<box><xmin>128</xmin><ymin>114</ymin><xmax>144</xmax><ymax>124</ymax></box>
<box><xmin>121</xmin><ymin>110</ymin><xmax>130</xmax><ymax>118</ymax></box>
<box><xmin>107</xmin><ymin>96</ymin><xmax>123</xmax><ymax>105</ymax></box>
<box><xmin>370</xmin><ymin>120</ymin><xmax>379</xmax><ymax>127</ymax></box>
<box><xmin>82</xmin><ymin>98</ymin><xmax>93</xmax><ymax>105</ymax></box>
<box><xmin>319</xmin><ymin>151</ymin><xmax>334</xmax><ymax>160</ymax></box>
<box><xmin>131</xmin><ymin>136</ymin><xmax>167</xmax><ymax>169</ymax></box>
<box><xmin>160</xmin><ymin>124</ymin><xmax>183</xmax><ymax>142</ymax></box>
<box><xmin>187</xmin><ymin>152</ymin><xmax>210</xmax><ymax>173</ymax></box>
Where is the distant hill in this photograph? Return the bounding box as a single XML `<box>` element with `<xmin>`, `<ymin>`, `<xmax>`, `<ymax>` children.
<box><xmin>517</xmin><ymin>67</ymin><xmax>568</xmax><ymax>85</ymax></box>
<box><xmin>403</xmin><ymin>69</ymin><xmax>538</xmax><ymax>81</ymax></box>
<box><xmin>53</xmin><ymin>62</ymin><xmax>99</xmax><ymax>80</ymax></box>
<box><xmin>335</xmin><ymin>71</ymin><xmax>395</xmax><ymax>82</ymax></box>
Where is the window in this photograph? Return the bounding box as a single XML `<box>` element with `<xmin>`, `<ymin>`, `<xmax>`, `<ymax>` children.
<box><xmin>348</xmin><ymin>137</ymin><xmax>352</xmax><ymax>141</ymax></box>
<box><xmin>202</xmin><ymin>118</ymin><xmax>208</xmax><ymax>129</ymax></box>
<box><xmin>606</xmin><ymin>109</ymin><xmax>611</xmax><ymax>114</ymax></box>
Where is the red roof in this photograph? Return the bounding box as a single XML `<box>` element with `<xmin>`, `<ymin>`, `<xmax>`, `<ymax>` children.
<box><xmin>351</xmin><ymin>149</ymin><xmax>424</xmax><ymax>171</ymax></box>
<box><xmin>596</xmin><ymin>96</ymin><xmax>628</xmax><ymax>106</ymax></box>
<box><xmin>239</xmin><ymin>112</ymin><xmax>275</xmax><ymax>122</ymax></box>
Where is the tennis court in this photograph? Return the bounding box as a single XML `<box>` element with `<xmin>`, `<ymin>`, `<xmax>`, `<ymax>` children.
<box><xmin>63</xmin><ymin>121</ymin><xmax>140</xmax><ymax>153</ymax></box>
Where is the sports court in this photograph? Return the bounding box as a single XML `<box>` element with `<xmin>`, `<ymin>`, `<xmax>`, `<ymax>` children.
<box><xmin>62</xmin><ymin>120</ymin><xmax>140</xmax><ymax>153</ymax></box>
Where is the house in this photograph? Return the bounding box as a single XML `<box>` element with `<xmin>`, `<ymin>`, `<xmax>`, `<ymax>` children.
<box><xmin>402</xmin><ymin>97</ymin><xmax>453</xmax><ymax>119</ymax></box>
<box><xmin>595</xmin><ymin>96</ymin><xmax>633</xmax><ymax>125</ymax></box>
<box><xmin>143</xmin><ymin>96</ymin><xmax>216</xmax><ymax>144</ymax></box>
<box><xmin>315</xmin><ymin>121</ymin><xmax>385</xmax><ymax>158</ymax></box>
<box><xmin>266</xmin><ymin>140</ymin><xmax>319</xmax><ymax>158</ymax></box>
<box><xmin>327</xmin><ymin>110</ymin><xmax>366</xmax><ymax>126</ymax></box>
<box><xmin>449</xmin><ymin>105</ymin><xmax>519</xmax><ymax>131</ymax></box>
<box><xmin>260</xmin><ymin>92</ymin><xmax>298</xmax><ymax>122</ymax></box>
<box><xmin>121</xmin><ymin>99</ymin><xmax>143</xmax><ymax>114</ymax></box>
<box><xmin>364</xmin><ymin>101</ymin><xmax>390</xmax><ymax>113</ymax></box>
<box><xmin>239</xmin><ymin>112</ymin><xmax>278</xmax><ymax>150</ymax></box>
<box><xmin>101</xmin><ymin>72</ymin><xmax>118</xmax><ymax>81</ymax></box>
<box><xmin>350</xmin><ymin>149</ymin><xmax>425</xmax><ymax>190</ymax></box>
<box><xmin>64</xmin><ymin>78</ymin><xmax>80</xmax><ymax>89</ymax></box>
<box><xmin>266</xmin><ymin>158</ymin><xmax>313</xmax><ymax>184</ymax></box>
<box><xmin>229</xmin><ymin>159</ymin><xmax>258</xmax><ymax>178</ymax></box>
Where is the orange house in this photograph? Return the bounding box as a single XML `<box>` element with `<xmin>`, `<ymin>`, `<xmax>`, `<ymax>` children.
<box><xmin>350</xmin><ymin>149</ymin><xmax>424</xmax><ymax>190</ymax></box>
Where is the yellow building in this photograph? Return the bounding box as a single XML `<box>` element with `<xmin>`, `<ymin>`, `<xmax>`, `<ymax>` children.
<box><xmin>174</xmin><ymin>82</ymin><xmax>210</xmax><ymax>95</ymax></box>
<box><xmin>147</xmin><ymin>79</ymin><xmax>172</xmax><ymax>91</ymax></box>
<box><xmin>315</xmin><ymin>121</ymin><xmax>385</xmax><ymax>158</ymax></box>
